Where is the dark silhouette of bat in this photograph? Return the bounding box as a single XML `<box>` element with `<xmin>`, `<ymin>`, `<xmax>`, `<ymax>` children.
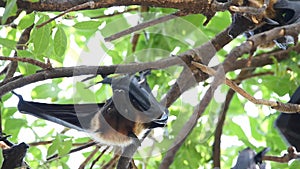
<box><xmin>228</xmin><ymin>0</ymin><xmax>300</xmax><ymax>49</ymax></box>
<box><xmin>13</xmin><ymin>71</ymin><xmax>168</xmax><ymax>147</ymax></box>
<box><xmin>1</xmin><ymin>142</ymin><xmax>29</xmax><ymax>169</ymax></box>
<box><xmin>276</xmin><ymin>86</ymin><xmax>300</xmax><ymax>151</ymax></box>
<box><xmin>231</xmin><ymin>147</ymin><xmax>269</xmax><ymax>169</ymax></box>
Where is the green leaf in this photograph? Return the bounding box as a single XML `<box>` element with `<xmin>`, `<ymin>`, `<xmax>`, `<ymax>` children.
<box><xmin>31</xmin><ymin>16</ymin><xmax>51</xmax><ymax>56</ymax></box>
<box><xmin>54</xmin><ymin>27</ymin><xmax>67</xmax><ymax>57</ymax></box>
<box><xmin>18</xmin><ymin>62</ymin><xmax>39</xmax><ymax>76</ymax></box>
<box><xmin>73</xmin><ymin>21</ymin><xmax>101</xmax><ymax>30</ymax></box>
<box><xmin>31</xmin><ymin>83</ymin><xmax>60</xmax><ymax>99</ymax></box>
<box><xmin>61</xmin><ymin>162</ymin><xmax>71</xmax><ymax>169</ymax></box>
<box><xmin>227</xmin><ymin>120</ymin><xmax>255</xmax><ymax>148</ymax></box>
<box><xmin>290</xmin><ymin>160</ymin><xmax>300</xmax><ymax>169</ymax></box>
<box><xmin>47</xmin><ymin>134</ymin><xmax>62</xmax><ymax>157</ymax></box>
<box><xmin>31</xmin><ymin>119</ymin><xmax>47</xmax><ymax>127</ymax></box>
<box><xmin>74</xmin><ymin>83</ymin><xmax>96</xmax><ymax>102</ymax></box>
<box><xmin>58</xmin><ymin>139</ymin><xmax>72</xmax><ymax>156</ymax></box>
<box><xmin>262</xmin><ymin>75</ymin><xmax>292</xmax><ymax>96</ymax></box>
<box><xmin>18</xmin><ymin>12</ymin><xmax>35</xmax><ymax>30</ymax></box>
<box><xmin>2</xmin><ymin>107</ymin><xmax>17</xmax><ymax>119</ymax></box>
<box><xmin>29</xmin><ymin>147</ymin><xmax>42</xmax><ymax>160</ymax></box>
<box><xmin>4</xmin><ymin>118</ymin><xmax>27</xmax><ymax>141</ymax></box>
<box><xmin>1</xmin><ymin>0</ymin><xmax>17</xmax><ymax>24</ymax></box>
<box><xmin>0</xmin><ymin>38</ymin><xmax>17</xmax><ymax>49</ymax></box>
<box><xmin>16</xmin><ymin>50</ymin><xmax>33</xmax><ymax>57</ymax></box>
<box><xmin>0</xmin><ymin>149</ymin><xmax>3</xmax><ymax>168</ymax></box>
<box><xmin>249</xmin><ymin>117</ymin><xmax>263</xmax><ymax>141</ymax></box>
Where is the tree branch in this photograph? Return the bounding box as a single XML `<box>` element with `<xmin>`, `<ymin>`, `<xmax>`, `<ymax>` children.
<box><xmin>192</xmin><ymin>61</ymin><xmax>300</xmax><ymax>113</ymax></box>
<box><xmin>36</xmin><ymin>1</ymin><xmax>96</xmax><ymax>28</ymax></box>
<box><xmin>0</xmin><ymin>56</ymin><xmax>51</xmax><ymax>69</ymax></box>
<box><xmin>1</xmin><ymin>0</ymin><xmax>220</xmax><ymax>16</ymax></box>
<box><xmin>263</xmin><ymin>146</ymin><xmax>300</xmax><ymax>163</ymax></box>
<box><xmin>104</xmin><ymin>11</ymin><xmax>186</xmax><ymax>42</ymax></box>
<box><xmin>0</xmin><ymin>56</ymin><xmax>183</xmax><ymax>97</ymax></box>
<box><xmin>78</xmin><ymin>146</ymin><xmax>100</xmax><ymax>169</ymax></box>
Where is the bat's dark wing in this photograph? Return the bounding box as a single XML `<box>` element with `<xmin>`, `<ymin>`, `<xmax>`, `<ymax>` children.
<box><xmin>275</xmin><ymin>86</ymin><xmax>300</xmax><ymax>151</ymax></box>
<box><xmin>13</xmin><ymin>91</ymin><xmax>104</xmax><ymax>131</ymax></box>
<box><xmin>274</xmin><ymin>0</ymin><xmax>300</xmax><ymax>24</ymax></box>
<box><xmin>13</xmin><ymin>71</ymin><xmax>168</xmax><ymax>139</ymax></box>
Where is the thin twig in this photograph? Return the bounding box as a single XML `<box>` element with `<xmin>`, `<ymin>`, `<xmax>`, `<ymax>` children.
<box><xmin>229</xmin><ymin>5</ymin><xmax>266</xmax><ymax>15</ymax></box>
<box><xmin>104</xmin><ymin>11</ymin><xmax>185</xmax><ymax>42</ymax></box>
<box><xmin>29</xmin><ymin>140</ymin><xmax>94</xmax><ymax>146</ymax></box>
<box><xmin>263</xmin><ymin>146</ymin><xmax>300</xmax><ymax>163</ymax></box>
<box><xmin>102</xmin><ymin>154</ymin><xmax>120</xmax><ymax>169</ymax></box>
<box><xmin>213</xmin><ymin>88</ymin><xmax>236</xmax><ymax>168</ymax></box>
<box><xmin>90</xmin><ymin>146</ymin><xmax>109</xmax><ymax>169</ymax></box>
<box><xmin>47</xmin><ymin>141</ymin><xmax>97</xmax><ymax>161</ymax></box>
<box><xmin>192</xmin><ymin>61</ymin><xmax>300</xmax><ymax>113</ymax></box>
<box><xmin>0</xmin><ymin>56</ymin><xmax>52</xmax><ymax>69</ymax></box>
<box><xmin>78</xmin><ymin>145</ymin><xmax>100</xmax><ymax>169</ymax></box>
<box><xmin>234</xmin><ymin>71</ymin><xmax>274</xmax><ymax>83</ymax></box>
<box><xmin>36</xmin><ymin>1</ymin><xmax>95</xmax><ymax>28</ymax></box>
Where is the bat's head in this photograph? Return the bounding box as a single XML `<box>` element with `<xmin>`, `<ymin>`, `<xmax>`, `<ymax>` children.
<box><xmin>92</xmin><ymin>71</ymin><xmax>168</xmax><ymax>146</ymax></box>
<box><xmin>103</xmin><ymin>71</ymin><xmax>168</xmax><ymax>124</ymax></box>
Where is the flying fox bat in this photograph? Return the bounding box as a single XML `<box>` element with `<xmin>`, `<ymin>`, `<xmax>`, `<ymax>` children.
<box><xmin>231</xmin><ymin>147</ymin><xmax>269</xmax><ymax>169</ymax></box>
<box><xmin>13</xmin><ymin>71</ymin><xmax>168</xmax><ymax>147</ymax></box>
<box><xmin>228</xmin><ymin>0</ymin><xmax>300</xmax><ymax>49</ymax></box>
<box><xmin>276</xmin><ymin>86</ymin><xmax>300</xmax><ymax>151</ymax></box>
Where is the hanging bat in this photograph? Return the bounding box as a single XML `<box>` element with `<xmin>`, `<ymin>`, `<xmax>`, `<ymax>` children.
<box><xmin>231</xmin><ymin>147</ymin><xmax>269</xmax><ymax>169</ymax></box>
<box><xmin>228</xmin><ymin>0</ymin><xmax>300</xmax><ymax>49</ymax></box>
<box><xmin>13</xmin><ymin>71</ymin><xmax>168</xmax><ymax>147</ymax></box>
<box><xmin>276</xmin><ymin>86</ymin><xmax>300</xmax><ymax>151</ymax></box>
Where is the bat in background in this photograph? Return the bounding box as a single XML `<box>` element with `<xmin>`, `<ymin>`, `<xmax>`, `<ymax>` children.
<box><xmin>228</xmin><ymin>0</ymin><xmax>300</xmax><ymax>49</ymax></box>
<box><xmin>13</xmin><ymin>71</ymin><xmax>168</xmax><ymax>147</ymax></box>
<box><xmin>276</xmin><ymin>86</ymin><xmax>300</xmax><ymax>151</ymax></box>
<box><xmin>231</xmin><ymin>147</ymin><xmax>269</xmax><ymax>169</ymax></box>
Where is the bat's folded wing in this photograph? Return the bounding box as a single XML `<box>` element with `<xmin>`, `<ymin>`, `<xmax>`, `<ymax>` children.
<box><xmin>275</xmin><ymin>87</ymin><xmax>300</xmax><ymax>151</ymax></box>
<box><xmin>13</xmin><ymin>91</ymin><xmax>104</xmax><ymax>131</ymax></box>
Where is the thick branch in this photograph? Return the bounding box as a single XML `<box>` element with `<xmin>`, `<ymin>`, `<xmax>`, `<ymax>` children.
<box><xmin>213</xmin><ymin>88</ymin><xmax>236</xmax><ymax>168</ymax></box>
<box><xmin>2</xmin><ymin>0</ymin><xmax>213</xmax><ymax>14</ymax></box>
<box><xmin>0</xmin><ymin>57</ymin><xmax>182</xmax><ymax>97</ymax></box>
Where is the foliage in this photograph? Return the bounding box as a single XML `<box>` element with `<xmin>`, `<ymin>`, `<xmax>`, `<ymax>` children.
<box><xmin>0</xmin><ymin>3</ymin><xmax>300</xmax><ymax>169</ymax></box>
